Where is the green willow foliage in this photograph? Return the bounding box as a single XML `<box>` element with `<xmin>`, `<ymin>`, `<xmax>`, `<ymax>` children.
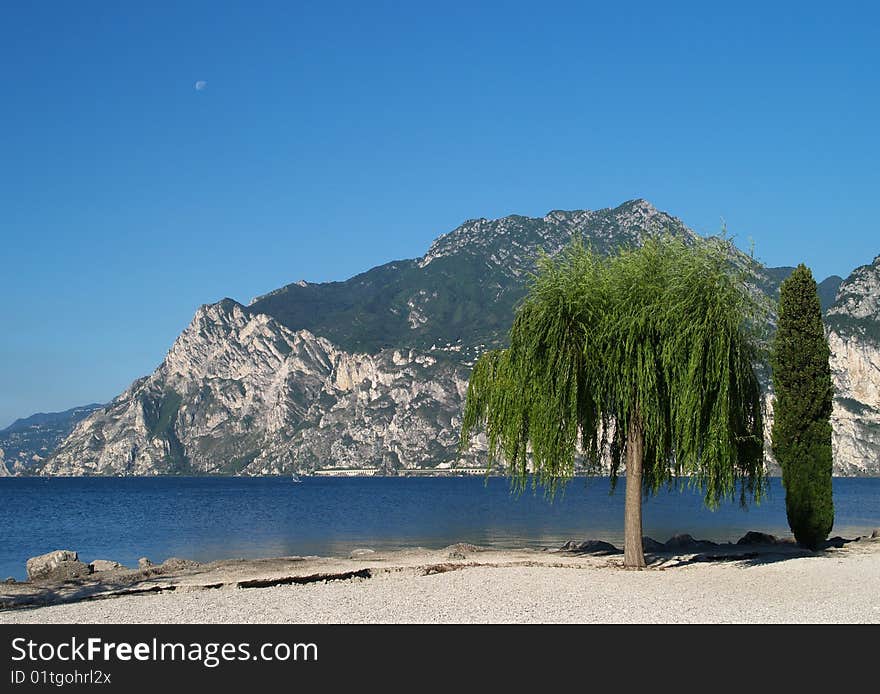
<box><xmin>771</xmin><ymin>264</ymin><xmax>834</xmax><ymax>549</ymax></box>
<box><xmin>460</xmin><ymin>236</ymin><xmax>767</xmax><ymax>507</ymax></box>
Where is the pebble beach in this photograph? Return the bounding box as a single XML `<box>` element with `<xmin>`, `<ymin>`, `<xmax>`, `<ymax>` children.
<box><xmin>2</xmin><ymin>538</ymin><xmax>879</xmax><ymax>624</ymax></box>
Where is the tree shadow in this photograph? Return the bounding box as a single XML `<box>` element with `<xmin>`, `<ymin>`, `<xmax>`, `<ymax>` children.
<box><xmin>652</xmin><ymin>535</ymin><xmax>856</xmax><ymax>569</ymax></box>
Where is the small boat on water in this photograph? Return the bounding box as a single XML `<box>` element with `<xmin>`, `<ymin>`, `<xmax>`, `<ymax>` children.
<box><xmin>287</xmin><ymin>452</ymin><xmax>303</xmax><ymax>483</ymax></box>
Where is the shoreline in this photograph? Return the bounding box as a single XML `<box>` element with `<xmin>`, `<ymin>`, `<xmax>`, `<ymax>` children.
<box><xmin>3</xmin><ymin>533</ymin><xmax>879</xmax><ymax>624</ymax></box>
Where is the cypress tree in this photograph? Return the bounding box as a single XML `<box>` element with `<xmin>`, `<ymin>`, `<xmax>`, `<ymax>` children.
<box><xmin>460</xmin><ymin>237</ymin><xmax>766</xmax><ymax>568</ymax></box>
<box><xmin>771</xmin><ymin>264</ymin><xmax>834</xmax><ymax>549</ymax></box>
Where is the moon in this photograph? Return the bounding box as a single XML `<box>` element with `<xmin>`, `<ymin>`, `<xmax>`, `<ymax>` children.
<box><xmin>194</xmin><ymin>80</ymin><xmax>207</xmax><ymax>91</ymax></box>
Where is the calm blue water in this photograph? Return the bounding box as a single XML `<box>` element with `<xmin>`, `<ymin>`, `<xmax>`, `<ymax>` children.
<box><xmin>1</xmin><ymin>477</ymin><xmax>878</xmax><ymax>580</ymax></box>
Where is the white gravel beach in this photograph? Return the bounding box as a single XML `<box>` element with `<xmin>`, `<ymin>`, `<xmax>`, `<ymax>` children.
<box><xmin>3</xmin><ymin>541</ymin><xmax>879</xmax><ymax>624</ymax></box>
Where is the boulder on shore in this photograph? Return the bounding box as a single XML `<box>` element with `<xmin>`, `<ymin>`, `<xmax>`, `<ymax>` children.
<box><xmin>579</xmin><ymin>540</ymin><xmax>621</xmax><ymax>555</ymax></box>
<box><xmin>559</xmin><ymin>540</ymin><xmax>622</xmax><ymax>555</ymax></box>
<box><xmin>26</xmin><ymin>550</ymin><xmax>91</xmax><ymax>582</ymax></box>
<box><xmin>642</xmin><ymin>537</ymin><xmax>666</xmax><ymax>553</ymax></box>
<box><xmin>138</xmin><ymin>557</ymin><xmax>154</xmax><ymax>569</ymax></box>
<box><xmin>872</xmin><ymin>528</ymin><xmax>880</xmax><ymax>539</ymax></box>
<box><xmin>561</xmin><ymin>540</ymin><xmax>621</xmax><ymax>555</ymax></box>
<box><xmin>664</xmin><ymin>534</ymin><xmax>719</xmax><ymax>551</ymax></box>
<box><xmin>89</xmin><ymin>560</ymin><xmax>125</xmax><ymax>572</ymax></box>
<box><xmin>736</xmin><ymin>531</ymin><xmax>778</xmax><ymax>546</ymax></box>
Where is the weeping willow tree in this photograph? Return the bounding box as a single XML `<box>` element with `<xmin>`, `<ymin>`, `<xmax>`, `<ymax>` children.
<box><xmin>460</xmin><ymin>236</ymin><xmax>767</xmax><ymax>568</ymax></box>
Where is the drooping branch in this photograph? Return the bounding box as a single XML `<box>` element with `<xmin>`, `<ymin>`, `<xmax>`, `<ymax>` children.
<box><xmin>460</xmin><ymin>235</ymin><xmax>766</xmax><ymax>507</ymax></box>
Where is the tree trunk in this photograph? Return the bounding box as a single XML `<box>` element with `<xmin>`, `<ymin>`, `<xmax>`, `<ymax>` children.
<box><xmin>623</xmin><ymin>416</ymin><xmax>646</xmax><ymax>569</ymax></box>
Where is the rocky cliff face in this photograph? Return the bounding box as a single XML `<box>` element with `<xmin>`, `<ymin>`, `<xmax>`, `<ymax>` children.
<box><xmin>43</xmin><ymin>300</ymin><xmax>478</xmax><ymax>475</ymax></box>
<box><xmin>39</xmin><ymin>202</ymin><xmax>880</xmax><ymax>476</ymax></box>
<box><xmin>826</xmin><ymin>255</ymin><xmax>880</xmax><ymax>475</ymax></box>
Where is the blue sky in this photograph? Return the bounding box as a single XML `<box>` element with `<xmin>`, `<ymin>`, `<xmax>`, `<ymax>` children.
<box><xmin>2</xmin><ymin>1</ymin><xmax>879</xmax><ymax>426</ymax></box>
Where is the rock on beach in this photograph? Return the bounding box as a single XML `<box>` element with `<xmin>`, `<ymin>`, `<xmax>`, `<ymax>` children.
<box><xmin>26</xmin><ymin>550</ymin><xmax>90</xmax><ymax>582</ymax></box>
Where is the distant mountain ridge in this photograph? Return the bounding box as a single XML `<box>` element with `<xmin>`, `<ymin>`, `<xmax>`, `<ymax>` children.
<box><xmin>827</xmin><ymin>254</ymin><xmax>880</xmax><ymax>342</ymax></box>
<box><xmin>3</xmin><ymin>405</ymin><xmax>103</xmax><ymax>432</ymax></box>
<box><xmin>0</xmin><ymin>404</ymin><xmax>103</xmax><ymax>474</ymax></box>
<box><xmin>11</xmin><ymin>199</ymin><xmax>880</xmax><ymax>476</ymax></box>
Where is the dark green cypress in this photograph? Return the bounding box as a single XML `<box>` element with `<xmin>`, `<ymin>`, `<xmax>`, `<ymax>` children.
<box><xmin>771</xmin><ymin>264</ymin><xmax>834</xmax><ymax>549</ymax></box>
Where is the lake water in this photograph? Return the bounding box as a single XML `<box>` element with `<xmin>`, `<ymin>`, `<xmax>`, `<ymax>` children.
<box><xmin>1</xmin><ymin>476</ymin><xmax>879</xmax><ymax>580</ymax></box>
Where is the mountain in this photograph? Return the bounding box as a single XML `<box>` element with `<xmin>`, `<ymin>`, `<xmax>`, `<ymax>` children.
<box><xmin>748</xmin><ymin>266</ymin><xmax>842</xmax><ymax>312</ymax></box>
<box><xmin>826</xmin><ymin>255</ymin><xmax>880</xmax><ymax>474</ymax></box>
<box><xmin>43</xmin><ymin>302</ymin><xmax>472</xmax><ymax>475</ymax></box>
<box><xmin>43</xmin><ymin>200</ymin><xmax>698</xmax><ymax>476</ymax></box>
<box><xmin>35</xmin><ymin>200</ymin><xmax>880</xmax><ymax>476</ymax></box>
<box><xmin>0</xmin><ymin>404</ymin><xmax>103</xmax><ymax>474</ymax></box>
<box><xmin>819</xmin><ymin>275</ymin><xmax>845</xmax><ymax>312</ymax></box>
<box><xmin>248</xmin><ymin>199</ymin><xmax>698</xmax><ymax>355</ymax></box>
